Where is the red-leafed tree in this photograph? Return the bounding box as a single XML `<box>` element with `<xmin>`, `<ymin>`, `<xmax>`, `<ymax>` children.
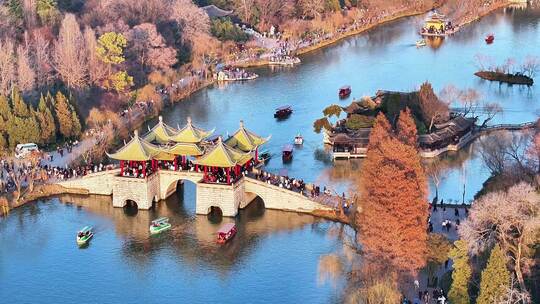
<box><xmin>357</xmin><ymin>113</ymin><xmax>429</xmax><ymax>274</ymax></box>
<box><xmin>397</xmin><ymin>107</ymin><xmax>418</xmax><ymax>147</ymax></box>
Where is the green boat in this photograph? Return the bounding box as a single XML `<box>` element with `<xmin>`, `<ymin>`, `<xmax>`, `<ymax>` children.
<box><xmin>149</xmin><ymin>217</ymin><xmax>172</xmax><ymax>234</ymax></box>
<box><xmin>76</xmin><ymin>226</ymin><xmax>93</xmax><ymax>246</ymax></box>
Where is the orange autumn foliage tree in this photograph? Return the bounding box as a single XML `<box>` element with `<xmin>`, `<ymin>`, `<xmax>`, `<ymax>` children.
<box><xmin>397</xmin><ymin>107</ymin><xmax>418</xmax><ymax>147</ymax></box>
<box><xmin>357</xmin><ymin>113</ymin><xmax>429</xmax><ymax>274</ymax></box>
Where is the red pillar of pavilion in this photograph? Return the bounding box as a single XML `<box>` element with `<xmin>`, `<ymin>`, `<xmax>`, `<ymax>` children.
<box><xmin>226</xmin><ymin>167</ymin><xmax>230</xmax><ymax>184</ymax></box>
<box><xmin>120</xmin><ymin>160</ymin><xmax>124</xmax><ymax>175</ymax></box>
<box><xmin>142</xmin><ymin>161</ymin><xmax>146</xmax><ymax>178</ymax></box>
<box><xmin>255</xmin><ymin>147</ymin><xmax>259</xmax><ymax>164</ymax></box>
<box><xmin>174</xmin><ymin>158</ymin><xmax>178</xmax><ymax>171</ymax></box>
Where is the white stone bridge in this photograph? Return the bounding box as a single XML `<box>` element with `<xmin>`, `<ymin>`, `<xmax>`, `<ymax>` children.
<box><xmin>57</xmin><ymin>169</ymin><xmax>333</xmax><ymax>217</ymax></box>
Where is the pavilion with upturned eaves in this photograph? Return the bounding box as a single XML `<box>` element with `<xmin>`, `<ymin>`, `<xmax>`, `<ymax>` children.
<box><xmin>194</xmin><ymin>137</ymin><xmax>253</xmax><ymax>185</ymax></box>
<box><xmin>225</xmin><ymin>120</ymin><xmax>270</xmax><ymax>162</ymax></box>
<box><xmin>106</xmin><ymin>117</ymin><xmax>268</xmax><ymax>186</ymax></box>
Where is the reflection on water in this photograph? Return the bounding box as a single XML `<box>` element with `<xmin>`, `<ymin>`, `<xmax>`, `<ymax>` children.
<box><xmin>0</xmin><ymin>185</ymin><xmax>342</xmax><ymax>303</ymax></box>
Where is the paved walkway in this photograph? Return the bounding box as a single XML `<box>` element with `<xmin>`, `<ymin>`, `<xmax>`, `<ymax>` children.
<box><xmin>405</xmin><ymin>206</ymin><xmax>469</xmax><ymax>303</ymax></box>
<box><xmin>41</xmin><ymin>137</ymin><xmax>97</xmax><ymax>168</ymax></box>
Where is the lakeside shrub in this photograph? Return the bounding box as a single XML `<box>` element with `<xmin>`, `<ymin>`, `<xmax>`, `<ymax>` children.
<box><xmin>211</xmin><ymin>18</ymin><xmax>249</xmax><ymax>42</ymax></box>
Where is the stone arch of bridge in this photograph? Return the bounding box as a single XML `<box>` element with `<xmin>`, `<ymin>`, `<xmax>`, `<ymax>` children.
<box><xmin>160</xmin><ymin>173</ymin><xmax>200</xmax><ymax>199</ymax></box>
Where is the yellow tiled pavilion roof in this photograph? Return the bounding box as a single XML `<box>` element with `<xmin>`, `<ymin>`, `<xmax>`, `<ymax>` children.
<box><xmin>143</xmin><ymin>116</ymin><xmax>178</xmax><ymax>144</ymax></box>
<box><xmin>168</xmin><ymin>116</ymin><xmax>214</xmax><ymax>143</ymax></box>
<box><xmin>225</xmin><ymin>120</ymin><xmax>270</xmax><ymax>152</ymax></box>
<box><xmin>193</xmin><ymin>138</ymin><xmax>252</xmax><ymax>167</ymax></box>
<box><xmin>164</xmin><ymin>143</ymin><xmax>204</xmax><ymax>156</ymax></box>
<box><xmin>107</xmin><ymin>130</ymin><xmax>161</xmax><ymax>161</ymax></box>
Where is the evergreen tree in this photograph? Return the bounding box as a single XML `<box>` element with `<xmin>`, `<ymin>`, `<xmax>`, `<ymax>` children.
<box><xmin>5</xmin><ymin>0</ymin><xmax>23</xmax><ymax>20</ymax></box>
<box><xmin>70</xmin><ymin>110</ymin><xmax>81</xmax><ymax>137</ymax></box>
<box><xmin>477</xmin><ymin>245</ymin><xmax>511</xmax><ymax>304</ymax></box>
<box><xmin>357</xmin><ymin>113</ymin><xmax>429</xmax><ymax>273</ymax></box>
<box><xmin>6</xmin><ymin>115</ymin><xmax>40</xmax><ymax>148</ymax></box>
<box><xmin>11</xmin><ymin>87</ymin><xmax>29</xmax><ymax>117</ymax></box>
<box><xmin>397</xmin><ymin>107</ymin><xmax>418</xmax><ymax>146</ymax></box>
<box><xmin>36</xmin><ymin>94</ymin><xmax>56</xmax><ymax>143</ymax></box>
<box><xmin>448</xmin><ymin>240</ymin><xmax>472</xmax><ymax>304</ymax></box>
<box><xmin>0</xmin><ymin>94</ymin><xmax>12</xmax><ymax>121</ymax></box>
<box><xmin>0</xmin><ymin>132</ymin><xmax>7</xmax><ymax>151</ymax></box>
<box><xmin>54</xmin><ymin>91</ymin><xmax>74</xmax><ymax>138</ymax></box>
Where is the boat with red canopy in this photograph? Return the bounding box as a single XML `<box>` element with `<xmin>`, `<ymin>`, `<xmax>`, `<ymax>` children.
<box><xmin>217</xmin><ymin>223</ymin><xmax>237</xmax><ymax>244</ymax></box>
<box><xmin>282</xmin><ymin>144</ymin><xmax>293</xmax><ymax>162</ymax></box>
<box><xmin>338</xmin><ymin>86</ymin><xmax>351</xmax><ymax>98</ymax></box>
<box><xmin>485</xmin><ymin>34</ymin><xmax>494</xmax><ymax>44</ymax></box>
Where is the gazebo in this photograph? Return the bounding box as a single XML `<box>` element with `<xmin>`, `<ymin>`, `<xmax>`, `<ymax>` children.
<box><xmin>225</xmin><ymin>120</ymin><xmax>270</xmax><ymax>162</ymax></box>
<box><xmin>193</xmin><ymin>138</ymin><xmax>252</xmax><ymax>185</ymax></box>
<box><xmin>107</xmin><ymin>130</ymin><xmax>161</xmax><ymax>178</ymax></box>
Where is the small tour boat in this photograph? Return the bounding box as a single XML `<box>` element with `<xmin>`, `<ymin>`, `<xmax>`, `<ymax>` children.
<box><xmin>149</xmin><ymin>217</ymin><xmax>172</xmax><ymax>234</ymax></box>
<box><xmin>76</xmin><ymin>226</ymin><xmax>94</xmax><ymax>246</ymax></box>
<box><xmin>259</xmin><ymin>150</ymin><xmax>272</xmax><ymax>164</ymax></box>
<box><xmin>217</xmin><ymin>223</ymin><xmax>237</xmax><ymax>244</ymax></box>
<box><xmin>338</xmin><ymin>86</ymin><xmax>351</xmax><ymax>98</ymax></box>
<box><xmin>294</xmin><ymin>134</ymin><xmax>304</xmax><ymax>145</ymax></box>
<box><xmin>274</xmin><ymin>105</ymin><xmax>293</xmax><ymax>119</ymax></box>
<box><xmin>485</xmin><ymin>34</ymin><xmax>494</xmax><ymax>44</ymax></box>
<box><xmin>416</xmin><ymin>39</ymin><xmax>427</xmax><ymax>47</ymax></box>
<box><xmin>282</xmin><ymin>144</ymin><xmax>294</xmax><ymax>162</ymax></box>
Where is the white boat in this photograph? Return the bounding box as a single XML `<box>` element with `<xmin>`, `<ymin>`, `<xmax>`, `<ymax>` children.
<box><xmin>416</xmin><ymin>39</ymin><xmax>427</xmax><ymax>47</ymax></box>
<box><xmin>76</xmin><ymin>226</ymin><xmax>94</xmax><ymax>246</ymax></box>
<box><xmin>294</xmin><ymin>134</ymin><xmax>304</xmax><ymax>145</ymax></box>
<box><xmin>149</xmin><ymin>217</ymin><xmax>172</xmax><ymax>234</ymax></box>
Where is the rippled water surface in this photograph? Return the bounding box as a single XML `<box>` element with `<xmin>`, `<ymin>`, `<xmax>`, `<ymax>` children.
<box><xmin>1</xmin><ymin>5</ymin><xmax>540</xmax><ymax>304</ymax></box>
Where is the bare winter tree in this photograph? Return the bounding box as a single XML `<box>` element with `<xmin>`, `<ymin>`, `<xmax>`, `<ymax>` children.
<box><xmin>16</xmin><ymin>44</ymin><xmax>36</xmax><ymax>94</ymax></box>
<box><xmin>170</xmin><ymin>0</ymin><xmax>210</xmax><ymax>42</ymax></box>
<box><xmin>53</xmin><ymin>14</ymin><xmax>88</xmax><ymax>90</ymax></box>
<box><xmin>0</xmin><ymin>38</ymin><xmax>17</xmax><ymax>96</ymax></box>
<box><xmin>234</xmin><ymin>0</ymin><xmax>256</xmax><ymax>24</ymax></box>
<box><xmin>479</xmin><ymin>102</ymin><xmax>503</xmax><ymax>127</ymax></box>
<box><xmin>297</xmin><ymin>0</ymin><xmax>325</xmax><ymax>19</ymax></box>
<box><xmin>84</xmin><ymin>26</ymin><xmax>108</xmax><ymax>86</ymax></box>
<box><xmin>32</xmin><ymin>34</ymin><xmax>54</xmax><ymax>88</ymax></box>
<box><xmin>479</xmin><ymin>131</ymin><xmax>537</xmax><ymax>180</ymax></box>
<box><xmin>496</xmin><ymin>276</ymin><xmax>531</xmax><ymax>304</ymax></box>
<box><xmin>520</xmin><ymin>56</ymin><xmax>540</xmax><ymax>78</ymax></box>
<box><xmin>128</xmin><ymin>23</ymin><xmax>177</xmax><ymax>71</ymax></box>
<box><xmin>425</xmin><ymin>161</ymin><xmax>446</xmax><ymax>200</ymax></box>
<box><xmin>460</xmin><ymin>183</ymin><xmax>540</xmax><ymax>292</ymax></box>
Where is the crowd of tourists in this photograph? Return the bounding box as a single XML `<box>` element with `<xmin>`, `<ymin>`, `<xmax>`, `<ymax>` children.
<box><xmin>0</xmin><ymin>157</ymin><xmax>115</xmax><ymax>194</ymax></box>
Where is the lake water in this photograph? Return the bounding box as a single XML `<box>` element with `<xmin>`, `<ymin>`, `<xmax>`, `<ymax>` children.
<box><xmin>1</xmin><ymin>5</ymin><xmax>539</xmax><ymax>303</ymax></box>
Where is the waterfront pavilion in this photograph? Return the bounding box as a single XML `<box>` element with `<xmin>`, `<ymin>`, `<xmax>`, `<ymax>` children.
<box><xmin>107</xmin><ymin>130</ymin><xmax>161</xmax><ymax>178</ymax></box>
<box><xmin>143</xmin><ymin>116</ymin><xmax>209</xmax><ymax>171</ymax></box>
<box><xmin>225</xmin><ymin>120</ymin><xmax>270</xmax><ymax>163</ymax></box>
<box><xmin>143</xmin><ymin>116</ymin><xmax>179</xmax><ymax>144</ymax></box>
<box><xmin>194</xmin><ymin>138</ymin><xmax>252</xmax><ymax>185</ymax></box>
<box><xmin>168</xmin><ymin>116</ymin><xmax>215</xmax><ymax>144</ymax></box>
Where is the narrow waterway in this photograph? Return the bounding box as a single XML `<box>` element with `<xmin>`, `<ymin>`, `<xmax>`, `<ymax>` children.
<box><xmin>1</xmin><ymin>5</ymin><xmax>539</xmax><ymax>304</ymax></box>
